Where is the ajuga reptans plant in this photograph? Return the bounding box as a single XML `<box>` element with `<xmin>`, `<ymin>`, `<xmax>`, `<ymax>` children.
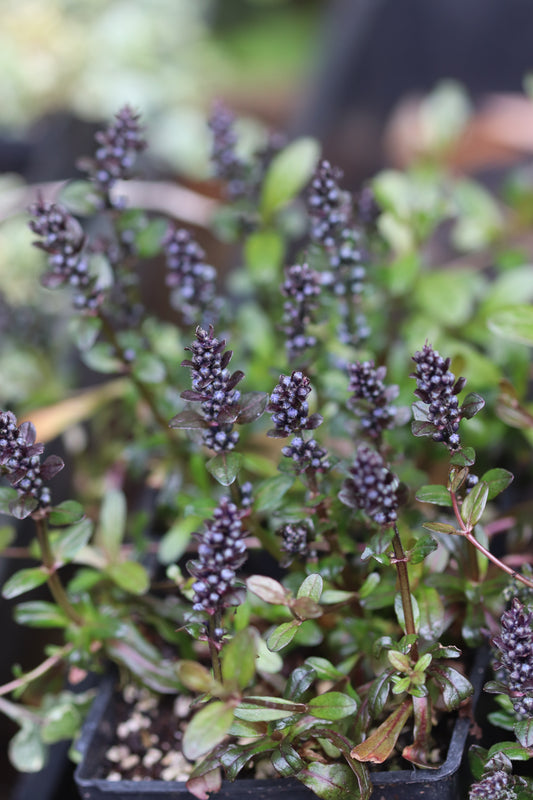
<box><xmin>1</xmin><ymin>102</ymin><xmax>533</xmax><ymax>800</ymax></box>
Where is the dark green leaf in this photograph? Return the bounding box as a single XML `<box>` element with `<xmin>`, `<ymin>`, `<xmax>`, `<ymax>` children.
<box><xmin>2</xmin><ymin>567</ymin><xmax>48</xmax><ymax>599</ymax></box>
<box><xmin>206</xmin><ymin>452</ymin><xmax>243</xmax><ymax>486</ymax></box>
<box><xmin>481</xmin><ymin>468</ymin><xmax>514</xmax><ymax>501</ymax></box>
<box><xmin>410</xmin><ymin>533</ymin><xmax>438</xmax><ymax>564</ymax></box>
<box><xmin>254</xmin><ymin>474</ymin><xmax>294</xmax><ymax>512</ymax></box>
<box><xmin>451</xmin><ymin>446</ymin><xmax>476</xmax><ymax>465</ymax></box>
<box><xmin>182</xmin><ymin>701</ymin><xmax>235</xmax><ymax>760</ymax></box>
<box><xmin>488</xmin><ymin>740</ymin><xmax>533</xmax><ymax>761</ymax></box>
<box><xmin>468</xmin><ymin>745</ymin><xmax>489</xmax><ymax>780</ymax></box>
<box><xmin>395</xmin><ymin>592</ymin><xmax>420</xmax><ymax>633</ymax></box>
<box><xmin>308</xmin><ymin>692</ymin><xmax>357</xmax><ymax>720</ymax></box>
<box><xmin>361</xmin><ymin>529</ymin><xmax>394</xmax><ymax>562</ymax></box>
<box><xmin>448</xmin><ymin>465</ymin><xmax>469</xmax><ymax>492</ymax></box>
<box><xmin>285</xmin><ymin>666</ymin><xmax>315</xmax><ymax>701</ymax></box>
<box><xmin>416</xmin><ymin>485</ymin><xmax>452</xmax><ymax>506</ymax></box>
<box><xmin>461</xmin><ymin>480</ymin><xmax>489</xmax><ymax>527</ymax></box>
<box><xmin>236</xmin><ymin>392</ymin><xmax>269</xmax><ymax>424</ymax></box>
<box><xmin>411</xmin><ymin>420</ymin><xmax>437</xmax><ymax>438</ymax></box>
<box><xmin>428</xmin><ymin>664</ymin><xmax>473</xmax><ymax>710</ymax></box>
<box><xmin>460</xmin><ymin>393</ymin><xmax>485</xmax><ymax>419</ymax></box>
<box><xmin>14</xmin><ymin>601</ymin><xmax>69</xmax><ymax>628</ymax></box>
<box><xmin>515</xmin><ymin>718</ymin><xmax>533</xmax><ymax>749</ymax></box>
<box><xmin>271</xmin><ymin>740</ymin><xmax>305</xmax><ymax>777</ymax></box>
<box><xmin>222</xmin><ymin>740</ymin><xmax>276</xmax><ymax>781</ymax></box>
<box><xmin>260</xmin><ymin>137</ymin><xmax>320</xmax><ymax>219</ymax></box>
<box><xmin>48</xmin><ymin>501</ymin><xmax>85</xmax><ymax>526</ymax></box>
<box><xmin>367</xmin><ymin>670</ymin><xmax>393</xmax><ymax>718</ymax></box>
<box><xmin>297</xmin><ymin>761</ymin><xmax>364</xmax><ymax>800</ymax></box>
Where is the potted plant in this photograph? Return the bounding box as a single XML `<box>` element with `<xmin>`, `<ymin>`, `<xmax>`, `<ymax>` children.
<box><xmin>0</xmin><ymin>93</ymin><xmax>532</xmax><ymax>800</ymax></box>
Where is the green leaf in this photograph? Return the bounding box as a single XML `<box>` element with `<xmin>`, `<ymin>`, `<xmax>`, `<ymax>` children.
<box><xmin>460</xmin><ymin>393</ymin><xmax>485</xmax><ymax>420</ymax></box>
<box><xmin>0</xmin><ymin>525</ymin><xmax>15</xmax><ymax>551</ymax></box>
<box><xmin>135</xmin><ymin>218</ymin><xmax>167</xmax><ymax>258</ymax></box>
<box><xmin>10</xmin><ymin>495</ymin><xmax>38</xmax><ymax>520</ymax></box>
<box><xmin>297</xmin><ymin>574</ymin><xmax>323</xmax><ymax>602</ymax></box>
<box><xmin>2</xmin><ymin>567</ymin><xmax>48</xmax><ymax>599</ymax></box>
<box><xmin>254</xmin><ymin>474</ymin><xmax>294</xmax><ymax>512</ymax></box>
<box><xmin>358</xmin><ymin>572</ymin><xmax>380</xmax><ymax>599</ymax></box>
<box><xmin>48</xmin><ymin>501</ymin><xmax>85</xmax><ymax>526</ymax></box>
<box><xmin>351</xmin><ymin>700</ymin><xmax>412</xmax><ymax>763</ymax></box>
<box><xmin>9</xmin><ymin>722</ymin><xmax>47</xmax><ymax>773</ymax></box>
<box><xmin>0</xmin><ymin>487</ymin><xmax>20</xmax><ymax>514</ymax></box>
<box><xmin>260</xmin><ymin>137</ymin><xmax>320</xmax><ymax>219</ymax></box>
<box><xmin>244</xmin><ymin>229</ymin><xmax>284</xmax><ymax>283</ymax></box>
<box><xmin>158</xmin><ymin>517</ymin><xmax>198</xmax><ymax>565</ymax></box>
<box><xmin>70</xmin><ymin>317</ymin><xmax>102</xmax><ymax>351</ymax></box>
<box><xmin>58</xmin><ymin>180</ymin><xmax>99</xmax><ymax>215</ymax></box>
<box><xmin>206</xmin><ymin>452</ymin><xmax>243</xmax><ymax>486</ymax></box>
<box><xmin>388</xmin><ymin>651</ymin><xmax>411</xmax><ymax>672</ymax></box>
<box><xmin>515</xmin><ymin>718</ymin><xmax>533</xmax><ymax>749</ymax></box>
<box><xmin>481</xmin><ymin>468</ymin><xmax>514</xmax><ymax>501</ymax></box>
<box><xmin>298</xmin><ymin>761</ymin><xmax>363</xmax><ymax>800</ymax></box>
<box><xmin>132</xmin><ymin>353</ymin><xmax>166</xmax><ymax>384</ymax></box>
<box><xmin>271</xmin><ymin>740</ymin><xmax>305</xmax><ymax>777</ymax></box>
<box><xmin>450</xmin><ymin>447</ymin><xmax>476</xmax><ymax>467</ymax></box>
<box><xmin>417</xmin><ymin>586</ymin><xmax>446</xmax><ymax>640</ymax></box>
<box><xmin>305</xmin><ymin>657</ymin><xmax>345</xmax><ymax>681</ymax></box>
<box><xmin>395</xmin><ymin>592</ymin><xmax>420</xmax><ymax>634</ymax></box>
<box><xmin>53</xmin><ymin>518</ymin><xmax>93</xmax><ymax>563</ymax></box>
<box><xmin>177</xmin><ymin>661</ymin><xmax>216</xmax><ymax>693</ymax></box>
<box><xmin>247</xmin><ymin>575</ymin><xmax>288</xmax><ymax>605</ymax></box>
<box><xmin>97</xmin><ymin>489</ymin><xmax>126</xmax><ymax>561</ymax></box>
<box><xmin>81</xmin><ymin>343</ymin><xmax>122</xmax><ymax>374</ymax></box>
<box><xmin>234</xmin><ymin>697</ymin><xmax>302</xmax><ymax>722</ymax></box>
<box><xmin>182</xmin><ymin>701</ymin><xmax>235</xmax><ymax>760</ymax></box>
<box><xmin>267</xmin><ymin>620</ymin><xmax>300</xmax><ymax>651</ymax></box>
<box><xmin>14</xmin><ymin>601</ymin><xmax>69</xmax><ymax>628</ymax></box>
<box><xmin>367</xmin><ymin>671</ymin><xmax>393</xmax><ymax>718</ymax></box>
<box><xmin>41</xmin><ymin>703</ymin><xmax>82</xmax><ymax>743</ymax></box>
<box><xmin>429</xmin><ymin>664</ymin><xmax>473</xmax><ymax>710</ymax></box>
<box><xmin>222</xmin><ymin>629</ymin><xmax>256</xmax><ymax>690</ymax></box>
<box><xmin>416</xmin><ymin>485</ymin><xmax>452</xmax><ymax>506</ymax></box>
<box><xmin>468</xmin><ymin>745</ymin><xmax>489</xmax><ymax>780</ymax></box>
<box><xmin>488</xmin><ymin>740</ymin><xmax>533</xmax><ymax>761</ymax></box>
<box><xmin>461</xmin><ymin>480</ymin><xmax>489</xmax><ymax>527</ymax></box>
<box><xmin>410</xmin><ymin>533</ymin><xmax>438</xmax><ymax>564</ymax></box>
<box><xmin>106</xmin><ymin>561</ymin><xmax>149</xmax><ymax>595</ymax></box>
<box><xmin>488</xmin><ymin>305</ymin><xmax>533</xmax><ymax>346</ymax></box>
<box><xmin>422</xmin><ymin>522</ymin><xmax>458</xmax><ymax>536</ymax></box>
<box><xmin>308</xmin><ymin>692</ymin><xmax>357</xmax><ymax>720</ymax></box>
<box><xmin>321</xmin><ymin>589</ymin><xmax>357</xmax><ymax>604</ymax></box>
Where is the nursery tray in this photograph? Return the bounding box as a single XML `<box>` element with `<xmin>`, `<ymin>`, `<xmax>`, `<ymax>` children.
<box><xmin>74</xmin><ymin>647</ymin><xmax>488</xmax><ymax>800</ymax></box>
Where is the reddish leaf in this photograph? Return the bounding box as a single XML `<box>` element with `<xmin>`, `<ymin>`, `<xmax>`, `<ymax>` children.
<box><xmin>40</xmin><ymin>455</ymin><xmax>65</xmax><ymax>481</ymax></box>
<box><xmin>169</xmin><ymin>410</ymin><xmax>207</xmax><ymax>430</ymax></box>
<box><xmin>351</xmin><ymin>699</ymin><xmax>412</xmax><ymax>763</ymax></box>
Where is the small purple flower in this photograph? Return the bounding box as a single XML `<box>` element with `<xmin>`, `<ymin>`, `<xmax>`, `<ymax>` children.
<box><xmin>281</xmin><ymin>262</ymin><xmax>321</xmax><ymax>361</ymax></box>
<box><xmin>188</xmin><ymin>496</ymin><xmax>248</xmax><ymax>617</ymax></box>
<box><xmin>81</xmin><ymin>106</ymin><xmax>146</xmax><ymax>205</ymax></box>
<box><xmin>0</xmin><ymin>411</ymin><xmax>63</xmax><ymax>512</ymax></box>
<box><xmin>180</xmin><ymin>327</ymin><xmax>244</xmax><ymax>453</ymax></box>
<box><xmin>308</xmin><ymin>160</ymin><xmax>351</xmax><ymax>248</ymax></box>
<box><xmin>347</xmin><ymin>360</ymin><xmax>399</xmax><ymax>440</ymax></box>
<box><xmin>278</xmin><ymin>521</ymin><xmax>315</xmax><ymax>567</ymax></box>
<box><xmin>162</xmin><ymin>226</ymin><xmax>217</xmax><ymax>324</ymax></box>
<box><xmin>411</xmin><ymin>343</ymin><xmax>467</xmax><ymax>452</ymax></box>
<box><xmin>492</xmin><ymin>597</ymin><xmax>533</xmax><ymax>718</ymax></box>
<box><xmin>207</xmin><ymin>101</ymin><xmax>247</xmax><ymax>201</ymax></box>
<box><xmin>340</xmin><ymin>445</ymin><xmax>401</xmax><ymax>527</ymax></box>
<box><xmin>266</xmin><ymin>371</ymin><xmax>322</xmax><ymax>438</ymax></box>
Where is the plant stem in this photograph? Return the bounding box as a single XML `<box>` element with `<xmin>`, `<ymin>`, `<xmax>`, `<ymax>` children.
<box><xmin>451</xmin><ymin>490</ymin><xmax>479</xmax><ymax>581</ymax></box>
<box><xmin>392</xmin><ymin>524</ymin><xmax>418</xmax><ymax>661</ymax></box>
<box><xmin>450</xmin><ymin>491</ymin><xmax>533</xmax><ymax>590</ymax></box>
<box><xmin>208</xmin><ymin>614</ymin><xmax>223</xmax><ymax>684</ymax></box>
<box><xmin>0</xmin><ymin>644</ymin><xmax>74</xmax><ymax>698</ymax></box>
<box><xmin>34</xmin><ymin>517</ymin><xmax>84</xmax><ymax>626</ymax></box>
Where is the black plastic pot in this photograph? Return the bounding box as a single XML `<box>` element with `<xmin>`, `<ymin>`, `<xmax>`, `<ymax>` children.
<box><xmin>74</xmin><ymin>648</ymin><xmax>488</xmax><ymax>800</ymax></box>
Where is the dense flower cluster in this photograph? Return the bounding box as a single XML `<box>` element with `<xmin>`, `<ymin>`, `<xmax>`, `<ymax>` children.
<box><xmin>81</xmin><ymin>105</ymin><xmax>146</xmax><ymax>204</ymax></box>
<box><xmin>162</xmin><ymin>227</ymin><xmax>217</xmax><ymax>324</ymax></box>
<box><xmin>308</xmin><ymin>160</ymin><xmax>351</xmax><ymax>248</ymax></box>
<box><xmin>278</xmin><ymin>521</ymin><xmax>314</xmax><ymax>566</ymax></box>
<box><xmin>492</xmin><ymin>597</ymin><xmax>533</xmax><ymax>718</ymax></box>
<box><xmin>469</xmin><ymin>768</ymin><xmax>519</xmax><ymax>800</ymax></box>
<box><xmin>267</xmin><ymin>372</ymin><xmax>328</xmax><ymax>475</ymax></box>
<box><xmin>340</xmin><ymin>444</ymin><xmax>401</xmax><ymax>527</ymax></box>
<box><xmin>0</xmin><ymin>411</ymin><xmax>63</xmax><ymax>510</ymax></box>
<box><xmin>347</xmin><ymin>361</ymin><xmax>399</xmax><ymax>439</ymax></box>
<box><xmin>281</xmin><ymin>262</ymin><xmax>321</xmax><ymax>360</ymax></box>
<box><xmin>188</xmin><ymin>496</ymin><xmax>247</xmax><ymax>618</ymax></box>
<box><xmin>181</xmin><ymin>327</ymin><xmax>243</xmax><ymax>452</ymax></box>
<box><xmin>29</xmin><ymin>199</ymin><xmax>102</xmax><ymax>311</ymax></box>
<box><xmin>411</xmin><ymin>343</ymin><xmax>466</xmax><ymax>451</ymax></box>
<box><xmin>207</xmin><ymin>101</ymin><xmax>248</xmax><ymax>201</ymax></box>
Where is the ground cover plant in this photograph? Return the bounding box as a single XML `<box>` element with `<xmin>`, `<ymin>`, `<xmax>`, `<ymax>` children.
<box><xmin>0</xmin><ymin>93</ymin><xmax>532</xmax><ymax>799</ymax></box>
